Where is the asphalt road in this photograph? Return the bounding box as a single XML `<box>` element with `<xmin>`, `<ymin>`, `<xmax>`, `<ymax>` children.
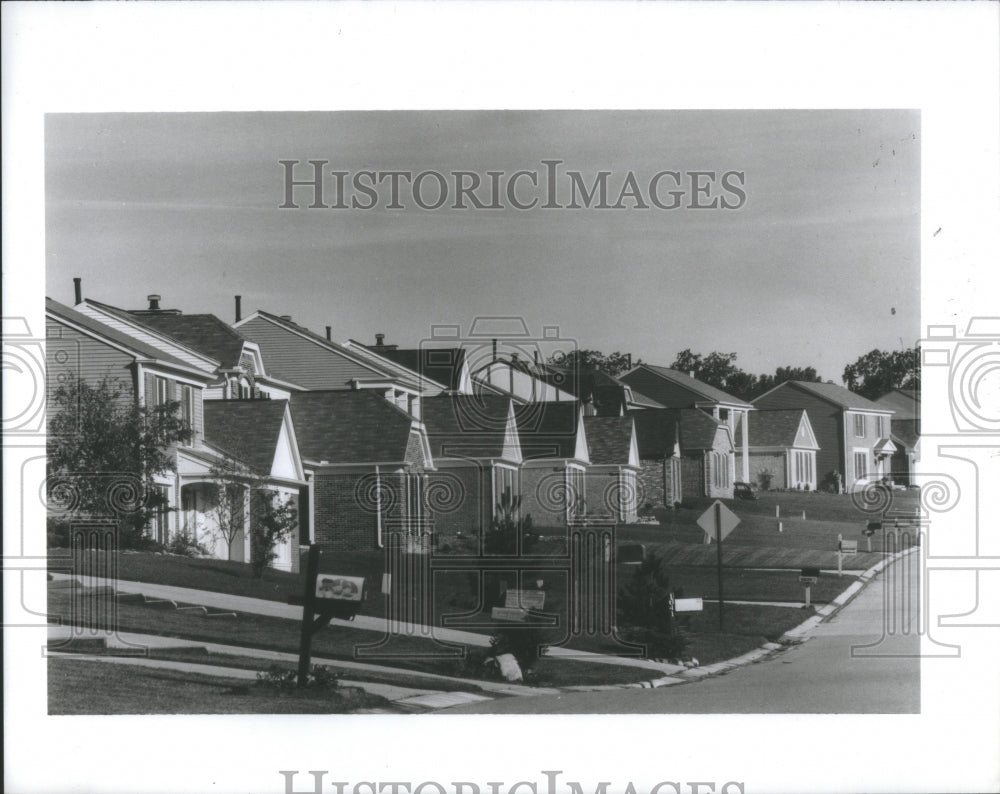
<box><xmin>445</xmin><ymin>552</ymin><xmax>920</xmax><ymax>714</ymax></box>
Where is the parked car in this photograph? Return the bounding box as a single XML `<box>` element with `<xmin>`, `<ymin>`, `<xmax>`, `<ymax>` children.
<box><xmin>733</xmin><ymin>481</ymin><xmax>758</xmax><ymax>501</ymax></box>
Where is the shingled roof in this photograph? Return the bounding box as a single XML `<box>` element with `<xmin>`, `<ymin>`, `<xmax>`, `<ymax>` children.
<box><xmin>891</xmin><ymin>418</ymin><xmax>919</xmax><ymax>450</ymax></box>
<box><xmin>46</xmin><ymin>298</ymin><xmax>199</xmax><ymax>373</ymax></box>
<box><xmin>748</xmin><ymin>409</ymin><xmax>809</xmax><ymax>447</ymax></box>
<box><xmin>762</xmin><ymin>380</ymin><xmax>892</xmax><ymax>413</ymax></box>
<box><xmin>583</xmin><ymin>416</ymin><xmax>635</xmax><ymax>466</ymax></box>
<box><xmin>374</xmin><ymin>348</ymin><xmax>468</xmax><ymax>391</ymax></box>
<box><xmin>420</xmin><ymin>394</ymin><xmax>514</xmax><ymax>459</ymax></box>
<box><xmin>289</xmin><ymin>390</ymin><xmax>417</xmax><ymax>465</ymax></box>
<box><xmin>875</xmin><ymin>388</ymin><xmax>920</xmax><ymax>420</ymax></box>
<box><xmin>625</xmin><ymin>364</ymin><xmax>752</xmax><ymax>408</ymax></box>
<box><xmin>128</xmin><ymin>312</ymin><xmax>250</xmax><ymax>370</ymax></box>
<box><xmin>677</xmin><ymin>408</ymin><xmax>730</xmax><ymax>451</ymax></box>
<box><xmin>631</xmin><ymin>408</ymin><xmax>680</xmax><ymax>458</ymax></box>
<box><xmin>514</xmin><ymin>401</ymin><xmax>583</xmax><ymax>460</ymax></box>
<box><xmin>203</xmin><ymin>399</ymin><xmax>289</xmax><ymax>474</ymax></box>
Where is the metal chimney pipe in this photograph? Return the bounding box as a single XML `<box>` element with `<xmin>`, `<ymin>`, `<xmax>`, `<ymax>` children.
<box><xmin>234</xmin><ymin>295</ymin><xmax>242</xmax><ymax>322</ymax></box>
<box><xmin>492</xmin><ymin>338</ymin><xmax>498</xmax><ymax>362</ymax></box>
<box><xmin>325</xmin><ymin>326</ymin><xmax>332</xmax><ymax>341</ymax></box>
<box><xmin>73</xmin><ymin>277</ymin><xmax>82</xmax><ymax>305</ymax></box>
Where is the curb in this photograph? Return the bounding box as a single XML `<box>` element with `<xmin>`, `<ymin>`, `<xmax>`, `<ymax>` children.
<box><xmin>565</xmin><ymin>544</ymin><xmax>920</xmax><ymax>695</ymax></box>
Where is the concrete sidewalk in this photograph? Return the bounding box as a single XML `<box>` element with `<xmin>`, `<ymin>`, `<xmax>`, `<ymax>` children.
<box><xmin>49</xmin><ymin>573</ymin><xmax>686</xmax><ymax>675</ymax></box>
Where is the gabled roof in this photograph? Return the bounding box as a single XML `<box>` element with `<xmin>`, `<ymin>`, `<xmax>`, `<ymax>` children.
<box><xmin>623</xmin><ymin>364</ymin><xmax>752</xmax><ymax>408</ymax></box>
<box><xmin>288</xmin><ymin>390</ymin><xmax>418</xmax><ymax>465</ymax></box>
<box><xmin>678</xmin><ymin>408</ymin><xmax>731</xmax><ymax>451</ymax></box>
<box><xmin>372</xmin><ymin>347</ymin><xmax>468</xmax><ymax>392</ymax></box>
<box><xmin>239</xmin><ymin>311</ymin><xmax>427</xmax><ymax>392</ymax></box>
<box><xmin>874</xmin><ymin>387</ymin><xmax>920</xmax><ymax>420</ymax></box>
<box><xmin>631</xmin><ymin>408</ymin><xmax>680</xmax><ymax>458</ymax></box>
<box><xmin>420</xmin><ymin>394</ymin><xmax>514</xmax><ymax>459</ymax></box>
<box><xmin>128</xmin><ymin>312</ymin><xmax>249</xmax><ymax>370</ymax></box>
<box><xmin>203</xmin><ymin>399</ymin><xmax>290</xmax><ymax>474</ymax></box>
<box><xmin>514</xmin><ymin>401</ymin><xmax>584</xmax><ymax>460</ymax></box>
<box><xmin>891</xmin><ymin>418</ymin><xmax>920</xmax><ymax>450</ymax></box>
<box><xmin>45</xmin><ymin>297</ymin><xmax>201</xmax><ymax>373</ymax></box>
<box><xmin>757</xmin><ymin>380</ymin><xmax>893</xmax><ymax>413</ymax></box>
<box><xmin>583</xmin><ymin>416</ymin><xmax>635</xmax><ymax>466</ymax></box>
<box><xmin>748</xmin><ymin>409</ymin><xmax>817</xmax><ymax>449</ymax></box>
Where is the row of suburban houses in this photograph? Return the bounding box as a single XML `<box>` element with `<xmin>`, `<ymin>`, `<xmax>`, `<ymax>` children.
<box><xmin>45</xmin><ymin>282</ymin><xmax>919</xmax><ymax>572</ymax></box>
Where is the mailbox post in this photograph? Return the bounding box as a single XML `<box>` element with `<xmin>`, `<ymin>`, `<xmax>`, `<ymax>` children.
<box><xmin>837</xmin><ymin>534</ymin><xmax>858</xmax><ymax>576</ymax></box>
<box><xmin>799</xmin><ymin>567</ymin><xmax>820</xmax><ymax>606</ymax></box>
<box><xmin>290</xmin><ymin>544</ymin><xmax>366</xmax><ymax>688</ymax></box>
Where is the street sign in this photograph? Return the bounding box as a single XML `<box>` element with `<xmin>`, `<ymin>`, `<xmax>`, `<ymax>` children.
<box><xmin>697</xmin><ymin>500</ymin><xmax>740</xmax><ymax>544</ymax></box>
<box><xmin>316</xmin><ymin>574</ymin><xmax>366</xmax><ymax>601</ymax></box>
<box><xmin>674</xmin><ymin>597</ymin><xmax>703</xmax><ymax>613</ymax></box>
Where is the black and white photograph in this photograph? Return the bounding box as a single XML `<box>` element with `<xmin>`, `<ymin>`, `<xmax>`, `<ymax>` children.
<box><xmin>4</xmin><ymin>4</ymin><xmax>999</xmax><ymax>794</ymax></box>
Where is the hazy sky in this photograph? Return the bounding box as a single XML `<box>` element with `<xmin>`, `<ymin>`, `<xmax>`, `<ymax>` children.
<box><xmin>46</xmin><ymin>110</ymin><xmax>919</xmax><ymax>380</ymax></box>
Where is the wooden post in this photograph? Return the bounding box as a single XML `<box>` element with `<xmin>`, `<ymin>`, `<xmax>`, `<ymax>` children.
<box><xmin>804</xmin><ymin>585</ymin><xmax>811</xmax><ymax>607</ymax></box>
<box><xmin>297</xmin><ymin>544</ymin><xmax>321</xmax><ymax>688</ymax></box>
<box><xmin>837</xmin><ymin>533</ymin><xmax>843</xmax><ymax>577</ymax></box>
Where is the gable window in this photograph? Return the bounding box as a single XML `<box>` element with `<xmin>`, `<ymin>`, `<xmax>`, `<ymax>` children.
<box><xmin>853</xmin><ymin>414</ymin><xmax>866</xmax><ymax>438</ymax></box>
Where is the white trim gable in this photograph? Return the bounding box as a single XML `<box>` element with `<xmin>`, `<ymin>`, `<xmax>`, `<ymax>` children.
<box><xmin>502</xmin><ymin>401</ymin><xmax>523</xmax><ymax>464</ymax></box>
<box><xmin>794</xmin><ymin>410</ymin><xmax>820</xmax><ymax>450</ymax></box>
<box><xmin>575</xmin><ymin>405</ymin><xmax>591</xmax><ymax>464</ymax></box>
<box><xmin>626</xmin><ymin>421</ymin><xmax>640</xmax><ymax>469</ymax></box>
<box><xmin>271</xmin><ymin>407</ymin><xmax>305</xmax><ymax>481</ymax></box>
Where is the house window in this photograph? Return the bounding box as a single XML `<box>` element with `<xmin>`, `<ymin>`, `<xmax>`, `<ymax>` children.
<box><xmin>150</xmin><ymin>485</ymin><xmax>170</xmax><ymax>544</ymax></box>
<box><xmin>180</xmin><ymin>384</ymin><xmax>195</xmax><ymax>444</ymax></box>
<box><xmin>493</xmin><ymin>466</ymin><xmax>517</xmax><ymax>508</ymax></box>
<box><xmin>854</xmin><ymin>451</ymin><xmax>868</xmax><ymax>480</ymax></box>
<box><xmin>877</xmin><ymin>415</ymin><xmax>885</xmax><ymax>437</ymax></box>
<box><xmin>854</xmin><ymin>414</ymin><xmax>866</xmax><ymax>438</ymax></box>
<box><xmin>152</xmin><ymin>376</ymin><xmax>168</xmax><ymax>408</ymax></box>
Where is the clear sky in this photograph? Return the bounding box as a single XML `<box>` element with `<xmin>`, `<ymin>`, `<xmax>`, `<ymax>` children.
<box><xmin>45</xmin><ymin>110</ymin><xmax>919</xmax><ymax>382</ymax></box>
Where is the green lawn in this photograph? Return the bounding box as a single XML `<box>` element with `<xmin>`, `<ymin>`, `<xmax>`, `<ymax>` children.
<box><xmin>48</xmin><ymin>657</ymin><xmax>392</xmax><ymax>714</ymax></box>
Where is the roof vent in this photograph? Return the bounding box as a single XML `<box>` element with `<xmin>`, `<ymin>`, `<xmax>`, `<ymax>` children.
<box><xmin>147</xmin><ymin>294</ymin><xmax>161</xmax><ymax>311</ymax></box>
<box><xmin>280</xmin><ymin>315</ymin><xmax>292</xmax><ymax>322</ymax></box>
<box><xmin>375</xmin><ymin>333</ymin><xmax>385</xmax><ymax>347</ymax></box>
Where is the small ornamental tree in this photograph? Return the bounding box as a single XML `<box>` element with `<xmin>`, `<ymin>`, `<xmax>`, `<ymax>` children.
<box><xmin>47</xmin><ymin>374</ymin><xmax>192</xmax><ymax>548</ymax></box>
<box><xmin>208</xmin><ymin>449</ymin><xmax>297</xmax><ymax>577</ymax></box>
<box><xmin>616</xmin><ymin>553</ymin><xmax>689</xmax><ymax>660</ymax></box>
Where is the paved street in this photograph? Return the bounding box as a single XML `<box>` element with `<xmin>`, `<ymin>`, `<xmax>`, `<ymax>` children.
<box><xmin>445</xmin><ymin>552</ymin><xmax>920</xmax><ymax>713</ymax></box>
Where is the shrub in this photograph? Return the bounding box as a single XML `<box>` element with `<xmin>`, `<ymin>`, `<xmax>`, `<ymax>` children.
<box><xmin>617</xmin><ymin>553</ymin><xmax>674</xmax><ymax>635</ymax></box>
<box><xmin>756</xmin><ymin>468</ymin><xmax>774</xmax><ymax>491</ymax></box>
<box><xmin>255</xmin><ymin>664</ymin><xmax>338</xmax><ymax>693</ymax></box>
<box><xmin>484</xmin><ymin>487</ymin><xmax>536</xmax><ymax>555</ymax></box>
<box><xmin>618</xmin><ymin>626</ymin><xmax>690</xmax><ymax>662</ymax></box>
<box><xmin>166</xmin><ymin>527</ymin><xmax>209</xmax><ymax>557</ymax></box>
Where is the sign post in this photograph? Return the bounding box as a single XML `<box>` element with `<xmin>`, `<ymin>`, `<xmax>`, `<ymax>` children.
<box><xmin>290</xmin><ymin>544</ymin><xmax>366</xmax><ymax>688</ymax></box>
<box><xmin>697</xmin><ymin>500</ymin><xmax>740</xmax><ymax>632</ymax></box>
<box><xmin>799</xmin><ymin>567</ymin><xmax>820</xmax><ymax>606</ymax></box>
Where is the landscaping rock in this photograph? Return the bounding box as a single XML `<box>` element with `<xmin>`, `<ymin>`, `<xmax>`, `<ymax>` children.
<box><xmin>496</xmin><ymin>653</ymin><xmax>523</xmax><ymax>682</ymax></box>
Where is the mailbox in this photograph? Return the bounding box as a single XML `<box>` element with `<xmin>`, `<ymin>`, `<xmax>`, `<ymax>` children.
<box><xmin>863</xmin><ymin>521</ymin><xmax>881</xmax><ymax>537</ymax></box>
<box><xmin>315</xmin><ymin>574</ymin><xmax>366</xmax><ymax>620</ymax></box>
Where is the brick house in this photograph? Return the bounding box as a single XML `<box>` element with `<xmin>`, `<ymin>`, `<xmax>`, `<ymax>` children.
<box><xmin>418</xmin><ymin>393</ymin><xmax>522</xmax><ymax>538</ymax></box>
<box><xmin>753</xmin><ymin>380</ymin><xmax>895</xmax><ymax>491</ymax></box>
<box><xmin>583</xmin><ymin>415</ymin><xmax>641</xmax><ymax>523</ymax></box>
<box><xmin>620</xmin><ymin>364</ymin><xmax>753</xmax><ymax>482</ymax></box>
<box><xmin>742</xmin><ymin>409</ymin><xmax>819</xmax><ymax>491</ymax></box>
<box><xmin>358</xmin><ymin>333</ymin><xmax>475</xmax><ymax>393</ymax></box>
<box><xmin>630</xmin><ymin>408</ymin><xmax>683</xmax><ymax>509</ymax></box>
<box><xmin>515</xmin><ymin>401</ymin><xmax>590</xmax><ymax>526</ymax></box>
<box><xmin>676</xmin><ymin>408</ymin><xmax>736</xmax><ymax>500</ymax></box>
<box><xmin>288</xmin><ymin>390</ymin><xmax>435</xmax><ymax>554</ymax></box>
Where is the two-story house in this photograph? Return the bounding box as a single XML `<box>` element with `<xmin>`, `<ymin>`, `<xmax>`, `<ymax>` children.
<box><xmin>874</xmin><ymin>388</ymin><xmax>920</xmax><ymax>485</ymax></box>
<box><xmin>631</xmin><ymin>408</ymin><xmax>683</xmax><ymax>509</ymax></box>
<box><xmin>620</xmin><ymin>364</ymin><xmax>752</xmax><ymax>483</ymax></box>
<box><xmin>753</xmin><ymin>380</ymin><xmax>895</xmax><ymax>491</ymax></box>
